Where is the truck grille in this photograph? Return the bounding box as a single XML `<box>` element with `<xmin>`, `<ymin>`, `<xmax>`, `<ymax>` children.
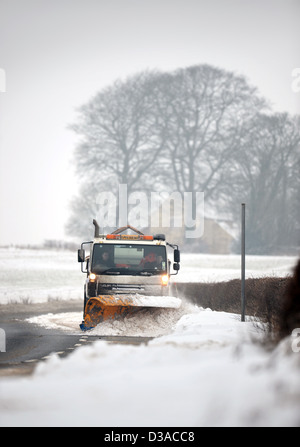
<box><xmin>97</xmin><ymin>283</ymin><xmax>145</xmax><ymax>294</ymax></box>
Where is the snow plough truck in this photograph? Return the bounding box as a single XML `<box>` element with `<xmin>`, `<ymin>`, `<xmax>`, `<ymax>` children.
<box><xmin>78</xmin><ymin>220</ymin><xmax>181</xmax><ymax>330</ymax></box>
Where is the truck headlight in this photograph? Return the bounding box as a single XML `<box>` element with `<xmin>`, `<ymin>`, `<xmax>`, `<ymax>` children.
<box><xmin>161</xmin><ymin>275</ymin><xmax>169</xmax><ymax>286</ymax></box>
<box><xmin>89</xmin><ymin>273</ymin><xmax>97</xmax><ymax>281</ymax></box>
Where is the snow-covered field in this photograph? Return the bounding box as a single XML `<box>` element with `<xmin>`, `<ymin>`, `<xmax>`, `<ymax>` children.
<box><xmin>0</xmin><ymin>247</ymin><xmax>297</xmax><ymax>304</ymax></box>
<box><xmin>0</xmin><ymin>248</ymin><xmax>83</xmax><ymax>304</ymax></box>
<box><xmin>0</xmin><ymin>248</ymin><xmax>299</xmax><ymax>427</ymax></box>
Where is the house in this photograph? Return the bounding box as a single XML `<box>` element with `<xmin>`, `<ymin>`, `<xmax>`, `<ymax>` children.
<box><xmin>143</xmin><ymin>217</ymin><xmax>237</xmax><ymax>254</ymax></box>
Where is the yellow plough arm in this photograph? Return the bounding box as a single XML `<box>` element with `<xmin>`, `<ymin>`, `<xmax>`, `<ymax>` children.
<box><xmin>80</xmin><ymin>295</ymin><xmax>181</xmax><ymax>331</ymax></box>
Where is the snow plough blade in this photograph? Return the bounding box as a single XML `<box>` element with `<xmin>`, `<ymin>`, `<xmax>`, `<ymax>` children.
<box><xmin>80</xmin><ymin>295</ymin><xmax>182</xmax><ymax>331</ymax></box>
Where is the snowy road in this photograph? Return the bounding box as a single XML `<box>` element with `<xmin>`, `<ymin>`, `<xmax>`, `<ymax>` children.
<box><xmin>0</xmin><ymin>301</ymin><xmax>156</xmax><ymax>373</ymax></box>
<box><xmin>0</xmin><ymin>304</ymin><xmax>300</xmax><ymax>427</ymax></box>
<box><xmin>0</xmin><ymin>249</ymin><xmax>299</xmax><ymax>427</ymax></box>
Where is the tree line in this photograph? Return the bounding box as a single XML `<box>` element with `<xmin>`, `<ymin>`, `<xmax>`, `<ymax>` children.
<box><xmin>67</xmin><ymin>64</ymin><xmax>300</xmax><ymax>254</ymax></box>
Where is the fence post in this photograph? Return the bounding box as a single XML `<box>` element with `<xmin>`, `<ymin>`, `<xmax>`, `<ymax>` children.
<box><xmin>241</xmin><ymin>203</ymin><xmax>246</xmax><ymax>322</ymax></box>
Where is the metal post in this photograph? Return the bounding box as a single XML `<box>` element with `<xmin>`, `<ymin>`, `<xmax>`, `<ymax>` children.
<box><xmin>241</xmin><ymin>203</ymin><xmax>246</xmax><ymax>322</ymax></box>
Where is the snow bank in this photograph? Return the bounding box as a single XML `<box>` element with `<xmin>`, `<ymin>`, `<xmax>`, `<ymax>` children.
<box><xmin>26</xmin><ymin>299</ymin><xmax>196</xmax><ymax>337</ymax></box>
<box><xmin>1</xmin><ymin>307</ymin><xmax>300</xmax><ymax>427</ymax></box>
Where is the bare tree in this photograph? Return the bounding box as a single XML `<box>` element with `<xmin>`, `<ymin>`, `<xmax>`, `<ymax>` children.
<box><xmin>67</xmin><ymin>65</ymin><xmax>299</xmax><ymax>254</ymax></box>
<box><xmin>229</xmin><ymin>113</ymin><xmax>300</xmax><ymax>253</ymax></box>
<box><xmin>157</xmin><ymin>65</ymin><xmax>267</xmax><ymax>204</ymax></box>
<box><xmin>67</xmin><ymin>70</ymin><xmax>170</xmax><ymax>236</ymax></box>
<box><xmin>70</xmin><ymin>71</ymin><xmax>167</xmax><ymax>196</ymax></box>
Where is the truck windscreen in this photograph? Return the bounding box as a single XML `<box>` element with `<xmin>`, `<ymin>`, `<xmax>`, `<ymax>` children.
<box><xmin>91</xmin><ymin>244</ymin><xmax>167</xmax><ymax>274</ymax></box>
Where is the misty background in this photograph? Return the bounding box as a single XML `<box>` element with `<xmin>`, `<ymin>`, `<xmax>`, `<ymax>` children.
<box><xmin>0</xmin><ymin>0</ymin><xmax>299</xmax><ymax>254</ymax></box>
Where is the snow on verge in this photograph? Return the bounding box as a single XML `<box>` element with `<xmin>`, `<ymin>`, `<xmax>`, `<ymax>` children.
<box><xmin>1</xmin><ymin>307</ymin><xmax>300</xmax><ymax>427</ymax></box>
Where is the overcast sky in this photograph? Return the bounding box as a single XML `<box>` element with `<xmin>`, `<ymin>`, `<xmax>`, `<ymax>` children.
<box><xmin>0</xmin><ymin>0</ymin><xmax>299</xmax><ymax>245</ymax></box>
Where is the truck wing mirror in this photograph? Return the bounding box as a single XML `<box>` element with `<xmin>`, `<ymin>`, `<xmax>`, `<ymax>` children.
<box><xmin>173</xmin><ymin>263</ymin><xmax>180</xmax><ymax>271</ymax></box>
<box><xmin>78</xmin><ymin>249</ymin><xmax>85</xmax><ymax>263</ymax></box>
<box><xmin>174</xmin><ymin>249</ymin><xmax>180</xmax><ymax>263</ymax></box>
